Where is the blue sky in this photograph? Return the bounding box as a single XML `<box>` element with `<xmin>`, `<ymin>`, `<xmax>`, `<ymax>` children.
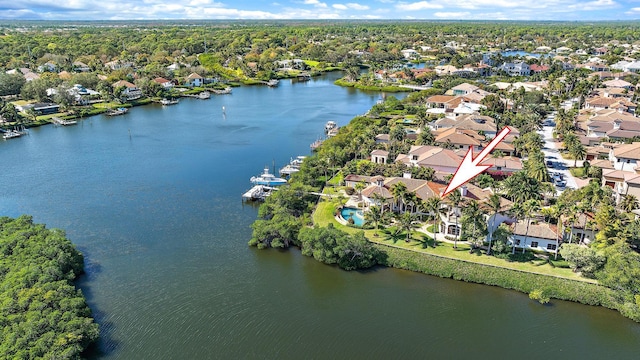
<box><xmin>1</xmin><ymin>0</ymin><xmax>640</xmax><ymax>20</ymax></box>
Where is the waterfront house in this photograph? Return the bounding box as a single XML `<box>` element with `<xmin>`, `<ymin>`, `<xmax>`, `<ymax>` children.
<box><xmin>112</xmin><ymin>80</ymin><xmax>142</xmax><ymax>101</ymax></box>
<box><xmin>186</xmin><ymin>73</ymin><xmax>203</xmax><ymax>87</ymax></box>
<box><xmin>509</xmin><ymin>220</ymin><xmax>561</xmax><ymax>254</ymax></box>
<box><xmin>153</xmin><ymin>77</ymin><xmax>174</xmax><ymax>88</ymax></box>
<box><xmin>439</xmin><ymin>184</ymin><xmax>511</xmax><ymax>236</ymax></box>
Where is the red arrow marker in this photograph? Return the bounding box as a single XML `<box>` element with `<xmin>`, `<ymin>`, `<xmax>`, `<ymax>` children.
<box><xmin>443</xmin><ymin>126</ymin><xmax>512</xmax><ymax>197</ymax></box>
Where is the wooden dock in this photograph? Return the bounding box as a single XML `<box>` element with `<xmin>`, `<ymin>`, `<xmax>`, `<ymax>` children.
<box><xmin>52</xmin><ymin>117</ymin><xmax>77</xmax><ymax>126</ymax></box>
<box><xmin>242</xmin><ymin>185</ymin><xmax>278</xmax><ymax>201</ymax></box>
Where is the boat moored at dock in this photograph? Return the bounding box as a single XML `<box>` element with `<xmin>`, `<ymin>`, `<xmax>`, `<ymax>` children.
<box><xmin>107</xmin><ymin>107</ymin><xmax>129</xmax><ymax>116</ymax></box>
<box><xmin>161</xmin><ymin>98</ymin><xmax>179</xmax><ymax>105</ymax></box>
<box><xmin>279</xmin><ymin>156</ymin><xmax>306</xmax><ymax>176</ymax></box>
<box><xmin>250</xmin><ymin>168</ymin><xmax>288</xmax><ymax>186</ymax></box>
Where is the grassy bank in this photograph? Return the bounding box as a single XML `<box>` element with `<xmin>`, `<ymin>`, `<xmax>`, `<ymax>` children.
<box><xmin>379</xmin><ymin>245</ymin><xmax>620</xmax><ymax>310</ymax></box>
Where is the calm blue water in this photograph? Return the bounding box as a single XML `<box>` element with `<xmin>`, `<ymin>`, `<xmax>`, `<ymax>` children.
<box><xmin>340</xmin><ymin>207</ymin><xmax>365</xmax><ymax>226</ymax></box>
<box><xmin>1</xmin><ymin>72</ymin><xmax>640</xmax><ymax>359</ymax></box>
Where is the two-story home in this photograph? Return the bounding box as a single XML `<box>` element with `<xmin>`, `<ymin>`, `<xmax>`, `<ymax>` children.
<box><xmin>497</xmin><ymin>61</ymin><xmax>530</xmax><ymax>76</ymax></box>
<box><xmin>153</xmin><ymin>77</ymin><xmax>174</xmax><ymax>88</ymax></box>
<box><xmin>72</xmin><ymin>61</ymin><xmax>91</xmax><ymax>72</ymax></box>
<box><xmin>395</xmin><ymin>145</ymin><xmax>462</xmax><ymax>174</ymax></box>
<box><xmin>450</xmin><ymin>83</ymin><xmax>480</xmax><ymax>96</ymax></box>
<box><xmin>112</xmin><ymin>80</ymin><xmax>143</xmax><ymax>101</ymax></box>
<box><xmin>186</xmin><ymin>73</ymin><xmax>203</xmax><ymax>87</ymax></box>
<box><xmin>602</xmin><ymin>169</ymin><xmax>640</xmax><ymax>205</ymax></box>
<box><xmin>509</xmin><ymin>219</ymin><xmax>561</xmax><ymax>255</ymax></box>
<box><xmin>434</xmin><ymin>128</ymin><xmax>483</xmax><ymax>151</ymax></box>
<box><xmin>609</xmin><ymin>142</ymin><xmax>640</xmax><ymax>171</ymax></box>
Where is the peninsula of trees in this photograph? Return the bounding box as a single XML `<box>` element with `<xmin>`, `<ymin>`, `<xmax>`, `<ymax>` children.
<box><xmin>0</xmin><ymin>215</ymin><xmax>98</xmax><ymax>358</ymax></box>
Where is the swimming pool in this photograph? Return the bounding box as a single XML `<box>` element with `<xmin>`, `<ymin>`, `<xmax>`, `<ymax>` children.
<box><xmin>340</xmin><ymin>207</ymin><xmax>365</xmax><ymax>226</ymax></box>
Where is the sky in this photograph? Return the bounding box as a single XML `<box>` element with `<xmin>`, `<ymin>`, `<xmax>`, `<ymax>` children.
<box><xmin>1</xmin><ymin>0</ymin><xmax>640</xmax><ymax>21</ymax></box>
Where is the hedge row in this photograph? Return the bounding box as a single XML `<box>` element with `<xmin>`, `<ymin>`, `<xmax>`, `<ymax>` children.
<box><xmin>377</xmin><ymin>244</ymin><xmax>631</xmax><ymax>315</ymax></box>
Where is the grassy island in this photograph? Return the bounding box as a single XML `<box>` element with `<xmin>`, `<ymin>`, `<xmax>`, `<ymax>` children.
<box><xmin>0</xmin><ymin>215</ymin><xmax>98</xmax><ymax>358</ymax></box>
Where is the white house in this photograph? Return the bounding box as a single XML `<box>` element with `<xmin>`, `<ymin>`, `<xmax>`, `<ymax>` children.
<box><xmin>509</xmin><ymin>220</ymin><xmax>561</xmax><ymax>254</ymax></box>
<box><xmin>112</xmin><ymin>80</ymin><xmax>142</xmax><ymax>101</ymax></box>
<box><xmin>371</xmin><ymin>149</ymin><xmax>389</xmax><ymax>164</ymax></box>
<box><xmin>400</xmin><ymin>49</ymin><xmax>420</xmax><ymax>60</ymax></box>
<box><xmin>497</xmin><ymin>61</ymin><xmax>530</xmax><ymax>76</ymax></box>
<box><xmin>609</xmin><ymin>142</ymin><xmax>640</xmax><ymax>171</ymax></box>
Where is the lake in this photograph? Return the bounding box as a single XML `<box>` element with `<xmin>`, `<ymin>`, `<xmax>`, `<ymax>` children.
<box><xmin>1</xmin><ymin>72</ymin><xmax>639</xmax><ymax>359</ymax></box>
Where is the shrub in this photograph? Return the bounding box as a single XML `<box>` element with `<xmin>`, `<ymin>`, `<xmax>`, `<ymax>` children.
<box><xmin>529</xmin><ymin>289</ymin><xmax>551</xmax><ymax>304</ymax></box>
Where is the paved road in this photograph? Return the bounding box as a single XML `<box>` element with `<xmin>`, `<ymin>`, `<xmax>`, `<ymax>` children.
<box><xmin>537</xmin><ymin>113</ymin><xmax>579</xmax><ymax>193</ymax></box>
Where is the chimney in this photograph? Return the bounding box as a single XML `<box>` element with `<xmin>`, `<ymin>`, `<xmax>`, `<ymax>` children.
<box><xmin>613</xmin><ymin>120</ymin><xmax>621</xmax><ymax>130</ymax></box>
<box><xmin>460</xmin><ymin>186</ymin><xmax>468</xmax><ymax>197</ymax></box>
<box><xmin>403</xmin><ymin>172</ymin><xmax>412</xmax><ymax>179</ymax></box>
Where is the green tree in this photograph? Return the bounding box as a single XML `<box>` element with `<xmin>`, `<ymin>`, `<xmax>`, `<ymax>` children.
<box><xmin>0</xmin><ymin>72</ymin><xmax>26</xmax><ymax>96</ymax></box>
<box><xmin>484</xmin><ymin>193</ymin><xmax>504</xmax><ymax>255</ymax></box>
<box><xmin>559</xmin><ymin>243</ymin><xmax>605</xmax><ymax>279</ymax></box>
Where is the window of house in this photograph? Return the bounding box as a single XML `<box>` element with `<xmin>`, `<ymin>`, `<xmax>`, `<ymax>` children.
<box><xmin>530</xmin><ymin>241</ymin><xmax>539</xmax><ymax>247</ymax></box>
<box><xmin>412</xmin><ymin>155</ymin><xmax>418</xmax><ymax>161</ymax></box>
<box><xmin>515</xmin><ymin>239</ymin><xmax>521</xmax><ymax>245</ymax></box>
<box><xmin>497</xmin><ymin>166</ymin><xmax>502</xmax><ymax>170</ymax></box>
<box><xmin>547</xmin><ymin>244</ymin><xmax>557</xmax><ymax>250</ymax></box>
<box><xmin>627</xmin><ymin>159</ymin><xmax>631</xmax><ymax>163</ymax></box>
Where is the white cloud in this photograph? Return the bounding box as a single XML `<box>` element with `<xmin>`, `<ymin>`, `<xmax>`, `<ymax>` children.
<box><xmin>568</xmin><ymin>0</ymin><xmax>618</xmax><ymax>11</ymax></box>
<box><xmin>302</xmin><ymin>0</ymin><xmax>327</xmax><ymax>8</ymax></box>
<box><xmin>395</xmin><ymin>1</ymin><xmax>443</xmax><ymax>11</ymax></box>
<box><xmin>433</xmin><ymin>11</ymin><xmax>471</xmax><ymax>18</ymax></box>
<box><xmin>346</xmin><ymin>3</ymin><xmax>370</xmax><ymax>10</ymax></box>
<box><xmin>626</xmin><ymin>7</ymin><xmax>640</xmax><ymax>14</ymax></box>
<box><xmin>333</xmin><ymin>2</ymin><xmax>370</xmax><ymax>10</ymax></box>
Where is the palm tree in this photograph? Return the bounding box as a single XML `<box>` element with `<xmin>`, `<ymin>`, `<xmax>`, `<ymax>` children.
<box><xmin>396</xmin><ymin>212</ymin><xmax>418</xmax><ymax>242</ymax></box>
<box><xmin>521</xmin><ymin>199</ymin><xmax>541</xmax><ymax>254</ymax></box>
<box><xmin>445</xmin><ymin>189</ymin><xmax>463</xmax><ymax>241</ymax></box>
<box><xmin>569</xmin><ymin>143</ymin><xmax>586</xmax><ymax>167</ymax></box>
<box><xmin>484</xmin><ymin>193</ymin><xmax>504</xmax><ymax>255</ymax></box>
<box><xmin>390</xmin><ymin>182</ymin><xmax>408</xmax><ymax>213</ymax></box>
<box><xmin>461</xmin><ymin>200</ymin><xmax>485</xmax><ymax>251</ymax></box>
<box><xmin>425</xmin><ymin>196</ymin><xmax>443</xmax><ymax>239</ymax></box>
<box><xmin>370</xmin><ymin>193</ymin><xmax>387</xmax><ymax>215</ymax></box>
<box><xmin>509</xmin><ymin>202</ymin><xmax>525</xmax><ymax>254</ymax></box>
<box><xmin>365</xmin><ymin>206</ymin><xmax>384</xmax><ymax>234</ymax></box>
<box><xmin>620</xmin><ymin>194</ymin><xmax>639</xmax><ymax>212</ymax></box>
<box><xmin>354</xmin><ymin>181</ymin><xmax>366</xmax><ymax>201</ymax></box>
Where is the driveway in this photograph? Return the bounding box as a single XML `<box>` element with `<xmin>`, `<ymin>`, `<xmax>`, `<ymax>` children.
<box><xmin>537</xmin><ymin>114</ymin><xmax>580</xmax><ymax>192</ymax></box>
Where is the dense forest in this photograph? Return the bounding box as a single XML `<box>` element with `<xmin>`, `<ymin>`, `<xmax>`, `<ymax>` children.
<box><xmin>0</xmin><ymin>215</ymin><xmax>98</xmax><ymax>358</ymax></box>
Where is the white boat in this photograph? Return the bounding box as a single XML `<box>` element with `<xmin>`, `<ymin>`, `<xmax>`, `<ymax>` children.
<box><xmin>2</xmin><ymin>130</ymin><xmax>22</xmax><ymax>140</ymax></box>
<box><xmin>212</xmin><ymin>87</ymin><xmax>232</xmax><ymax>95</ymax></box>
<box><xmin>250</xmin><ymin>168</ymin><xmax>288</xmax><ymax>186</ymax></box>
<box><xmin>325</xmin><ymin>120</ymin><xmax>337</xmax><ymax>133</ymax></box>
<box><xmin>107</xmin><ymin>107</ymin><xmax>128</xmax><ymax>116</ymax></box>
<box><xmin>279</xmin><ymin>156</ymin><xmax>306</xmax><ymax>176</ymax></box>
<box><xmin>198</xmin><ymin>91</ymin><xmax>211</xmax><ymax>99</ymax></box>
<box><xmin>161</xmin><ymin>98</ymin><xmax>179</xmax><ymax>105</ymax></box>
<box><xmin>266</xmin><ymin>79</ymin><xmax>279</xmax><ymax>87</ymax></box>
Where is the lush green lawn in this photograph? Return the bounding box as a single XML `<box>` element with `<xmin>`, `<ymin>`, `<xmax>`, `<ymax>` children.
<box><xmin>313</xmin><ymin>200</ymin><xmax>594</xmax><ymax>283</ymax></box>
<box><xmin>327</xmin><ymin>172</ymin><xmax>344</xmax><ymax>186</ymax></box>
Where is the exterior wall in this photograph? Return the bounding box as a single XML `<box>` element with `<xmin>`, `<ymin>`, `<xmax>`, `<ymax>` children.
<box><xmin>509</xmin><ymin>235</ymin><xmax>559</xmax><ymax>253</ymax></box>
<box><xmin>372</xmin><ymin>155</ymin><xmax>387</xmax><ymax>164</ymax></box>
